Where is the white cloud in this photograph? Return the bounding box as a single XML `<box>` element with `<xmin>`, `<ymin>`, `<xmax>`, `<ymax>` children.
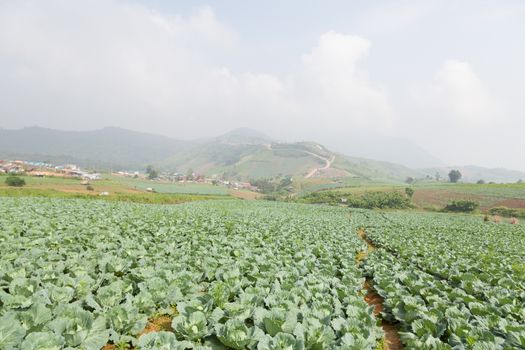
<box><xmin>406</xmin><ymin>59</ymin><xmax>518</xmax><ymax>168</ymax></box>
<box><xmin>433</xmin><ymin>60</ymin><xmax>499</xmax><ymax>125</ymax></box>
<box><xmin>0</xmin><ymin>2</ymin><xmax>394</xmax><ymax>142</ymax></box>
<box><xmin>0</xmin><ymin>0</ymin><xmax>237</xmax><ymax>134</ymax></box>
<box><xmin>296</xmin><ymin>31</ymin><xmax>394</xmax><ymax>132</ymax></box>
<box><xmin>4</xmin><ymin>1</ymin><xmax>521</xmax><ymax>170</ymax></box>
<box><xmin>411</xmin><ymin>60</ymin><xmax>502</xmax><ymax>128</ymax></box>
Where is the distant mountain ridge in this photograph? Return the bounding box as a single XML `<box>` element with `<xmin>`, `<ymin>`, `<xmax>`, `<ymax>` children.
<box><xmin>1</xmin><ymin>126</ymin><xmax>523</xmax><ymax>182</ymax></box>
<box><xmin>0</xmin><ymin>126</ymin><xmax>193</xmax><ymax>169</ymax></box>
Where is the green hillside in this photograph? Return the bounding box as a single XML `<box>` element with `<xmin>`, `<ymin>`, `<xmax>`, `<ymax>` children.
<box><xmin>11</xmin><ymin>126</ymin><xmax>524</xmax><ymax>183</ymax></box>
<box><xmin>0</xmin><ymin>127</ymin><xmax>420</xmax><ymax>181</ymax></box>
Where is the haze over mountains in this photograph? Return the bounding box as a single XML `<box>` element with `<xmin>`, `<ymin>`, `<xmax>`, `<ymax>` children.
<box><xmin>0</xmin><ymin>126</ymin><xmax>523</xmax><ymax>183</ymax></box>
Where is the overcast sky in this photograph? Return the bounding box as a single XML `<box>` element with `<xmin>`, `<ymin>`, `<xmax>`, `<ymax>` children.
<box><xmin>1</xmin><ymin>0</ymin><xmax>524</xmax><ymax>170</ymax></box>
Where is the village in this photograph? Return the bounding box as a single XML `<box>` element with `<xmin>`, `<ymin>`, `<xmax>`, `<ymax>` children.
<box><xmin>0</xmin><ymin>159</ymin><xmax>102</xmax><ymax>180</ymax></box>
<box><xmin>114</xmin><ymin>169</ymin><xmax>259</xmax><ymax>192</ymax></box>
<box><xmin>0</xmin><ymin>159</ymin><xmax>259</xmax><ymax>193</ymax></box>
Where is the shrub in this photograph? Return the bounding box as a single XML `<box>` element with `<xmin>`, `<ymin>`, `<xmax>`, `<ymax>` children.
<box><xmin>489</xmin><ymin>206</ymin><xmax>525</xmax><ymax>218</ymax></box>
<box><xmin>347</xmin><ymin>191</ymin><xmax>411</xmax><ymax>210</ymax></box>
<box><xmin>86</xmin><ymin>185</ymin><xmax>94</xmax><ymax>191</ymax></box>
<box><xmin>5</xmin><ymin>176</ymin><xmax>26</xmax><ymax>187</ymax></box>
<box><xmin>443</xmin><ymin>200</ymin><xmax>479</xmax><ymax>213</ymax></box>
<box><xmin>405</xmin><ymin>187</ymin><xmax>414</xmax><ymax>198</ymax></box>
<box><xmin>297</xmin><ymin>191</ymin><xmax>340</xmax><ymax>204</ymax></box>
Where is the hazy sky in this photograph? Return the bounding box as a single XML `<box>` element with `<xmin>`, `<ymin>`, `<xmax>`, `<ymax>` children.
<box><xmin>1</xmin><ymin>1</ymin><xmax>524</xmax><ymax>170</ymax></box>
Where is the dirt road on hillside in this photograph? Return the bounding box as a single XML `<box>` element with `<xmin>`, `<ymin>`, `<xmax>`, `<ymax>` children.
<box><xmin>305</xmin><ymin>154</ymin><xmax>335</xmax><ymax>178</ymax></box>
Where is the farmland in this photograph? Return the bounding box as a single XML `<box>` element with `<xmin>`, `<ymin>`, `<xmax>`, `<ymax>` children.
<box><xmin>296</xmin><ymin>181</ymin><xmax>525</xmax><ymax>211</ymax></box>
<box><xmin>0</xmin><ymin>174</ymin><xmax>238</xmax><ymax>203</ymax></box>
<box><xmin>1</xmin><ymin>197</ymin><xmax>524</xmax><ymax>349</ymax></box>
<box><xmin>356</xmin><ymin>211</ymin><xmax>525</xmax><ymax>349</ymax></box>
<box><xmin>0</xmin><ymin>198</ymin><xmax>381</xmax><ymax>349</ymax></box>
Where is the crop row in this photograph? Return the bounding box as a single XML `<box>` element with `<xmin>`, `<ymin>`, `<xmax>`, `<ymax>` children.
<box><xmin>353</xmin><ymin>211</ymin><xmax>525</xmax><ymax>349</ymax></box>
<box><xmin>0</xmin><ymin>198</ymin><xmax>382</xmax><ymax>349</ymax></box>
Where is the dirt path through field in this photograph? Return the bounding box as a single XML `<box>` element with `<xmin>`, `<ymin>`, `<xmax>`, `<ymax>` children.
<box><xmin>357</xmin><ymin>229</ymin><xmax>403</xmax><ymax>350</ymax></box>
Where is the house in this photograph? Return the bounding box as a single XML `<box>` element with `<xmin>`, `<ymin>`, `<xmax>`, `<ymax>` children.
<box><xmin>82</xmin><ymin>173</ymin><xmax>101</xmax><ymax>181</ymax></box>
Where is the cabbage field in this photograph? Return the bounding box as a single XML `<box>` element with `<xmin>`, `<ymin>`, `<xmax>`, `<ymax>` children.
<box><xmin>0</xmin><ymin>198</ymin><xmax>381</xmax><ymax>349</ymax></box>
<box><xmin>354</xmin><ymin>211</ymin><xmax>525</xmax><ymax>349</ymax></box>
<box><xmin>1</xmin><ymin>198</ymin><xmax>524</xmax><ymax>350</ymax></box>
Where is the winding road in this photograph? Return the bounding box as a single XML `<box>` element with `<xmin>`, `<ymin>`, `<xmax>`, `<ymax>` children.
<box><xmin>305</xmin><ymin>153</ymin><xmax>335</xmax><ymax>178</ymax></box>
<box><xmin>266</xmin><ymin>143</ymin><xmax>335</xmax><ymax>179</ymax></box>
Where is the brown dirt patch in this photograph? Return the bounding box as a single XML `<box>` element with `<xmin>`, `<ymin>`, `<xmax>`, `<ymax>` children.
<box><xmin>229</xmin><ymin>189</ymin><xmax>262</xmax><ymax>200</ymax></box>
<box><xmin>412</xmin><ymin>190</ymin><xmax>484</xmax><ymax>208</ymax></box>
<box><xmin>363</xmin><ymin>280</ymin><xmax>403</xmax><ymax>350</ymax></box>
<box><xmin>364</xmin><ymin>279</ymin><xmax>384</xmax><ymax>316</ymax></box>
<box><xmin>357</xmin><ymin>229</ymin><xmax>376</xmax><ymax>252</ymax></box>
<box><xmin>101</xmin><ymin>345</ymin><xmax>116</xmax><ymax>350</ymax></box>
<box><xmin>357</xmin><ymin>229</ymin><xmax>403</xmax><ymax>350</ymax></box>
<box><xmin>139</xmin><ymin>315</ymin><xmax>173</xmax><ymax>337</ymax></box>
<box><xmin>383</xmin><ymin>323</ymin><xmax>404</xmax><ymax>350</ymax></box>
<box><xmin>491</xmin><ymin>198</ymin><xmax>525</xmax><ymax>209</ymax></box>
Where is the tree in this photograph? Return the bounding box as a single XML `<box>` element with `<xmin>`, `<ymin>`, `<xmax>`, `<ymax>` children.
<box><xmin>477</xmin><ymin>179</ymin><xmax>485</xmax><ymax>184</ymax></box>
<box><xmin>448</xmin><ymin>169</ymin><xmax>462</xmax><ymax>183</ymax></box>
<box><xmin>145</xmin><ymin>165</ymin><xmax>158</xmax><ymax>180</ymax></box>
<box><xmin>250</xmin><ymin>178</ymin><xmax>275</xmax><ymax>194</ymax></box>
<box><xmin>186</xmin><ymin>168</ymin><xmax>194</xmax><ymax>181</ymax></box>
<box><xmin>405</xmin><ymin>176</ymin><xmax>415</xmax><ymax>184</ymax></box>
<box><xmin>405</xmin><ymin>187</ymin><xmax>414</xmax><ymax>198</ymax></box>
<box><xmin>518</xmin><ymin>179</ymin><xmax>524</xmax><ymax>184</ymax></box>
<box><xmin>5</xmin><ymin>176</ymin><xmax>26</xmax><ymax>187</ymax></box>
<box><xmin>444</xmin><ymin>200</ymin><xmax>479</xmax><ymax>213</ymax></box>
<box><xmin>435</xmin><ymin>172</ymin><xmax>441</xmax><ymax>181</ymax></box>
<box><xmin>279</xmin><ymin>176</ymin><xmax>293</xmax><ymax>188</ymax></box>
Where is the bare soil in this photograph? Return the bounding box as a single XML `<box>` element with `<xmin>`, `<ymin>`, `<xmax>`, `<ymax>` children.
<box><xmin>412</xmin><ymin>189</ymin><xmax>485</xmax><ymax>208</ymax></box>
<box><xmin>139</xmin><ymin>315</ymin><xmax>174</xmax><ymax>336</ymax></box>
<box><xmin>492</xmin><ymin>198</ymin><xmax>525</xmax><ymax>209</ymax></box>
<box><xmin>229</xmin><ymin>189</ymin><xmax>262</xmax><ymax>200</ymax></box>
<box><xmin>357</xmin><ymin>229</ymin><xmax>403</xmax><ymax>350</ymax></box>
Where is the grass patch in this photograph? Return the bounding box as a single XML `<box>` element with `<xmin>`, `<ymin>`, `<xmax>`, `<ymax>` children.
<box><xmin>0</xmin><ymin>187</ymin><xmax>229</xmax><ymax>204</ymax></box>
<box><xmin>120</xmin><ymin>180</ymin><xmax>230</xmax><ymax>195</ymax></box>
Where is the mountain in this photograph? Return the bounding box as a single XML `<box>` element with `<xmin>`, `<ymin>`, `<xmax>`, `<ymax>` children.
<box><xmin>6</xmin><ymin>126</ymin><xmax>521</xmax><ymax>183</ymax></box>
<box><xmin>0</xmin><ymin>126</ymin><xmax>193</xmax><ymax>169</ymax></box>
<box><xmin>0</xmin><ymin>126</ymin><xmax>418</xmax><ymax>181</ymax></box>
<box><xmin>424</xmin><ymin>165</ymin><xmax>525</xmax><ymax>183</ymax></box>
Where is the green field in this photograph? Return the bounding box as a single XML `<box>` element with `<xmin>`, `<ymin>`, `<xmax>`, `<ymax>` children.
<box><xmin>356</xmin><ymin>210</ymin><xmax>525</xmax><ymax>349</ymax></box>
<box><xmin>1</xmin><ymin>197</ymin><xmax>523</xmax><ymax>349</ymax></box>
<box><xmin>0</xmin><ymin>174</ymin><xmax>235</xmax><ymax>203</ymax></box>
<box><xmin>297</xmin><ymin>181</ymin><xmax>525</xmax><ymax>210</ymax></box>
<box><xmin>0</xmin><ymin>198</ymin><xmax>381</xmax><ymax>349</ymax></box>
<box><xmin>119</xmin><ymin>179</ymin><xmax>230</xmax><ymax>196</ymax></box>
<box><xmin>0</xmin><ymin>175</ymin><xmax>229</xmax><ymax>205</ymax></box>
